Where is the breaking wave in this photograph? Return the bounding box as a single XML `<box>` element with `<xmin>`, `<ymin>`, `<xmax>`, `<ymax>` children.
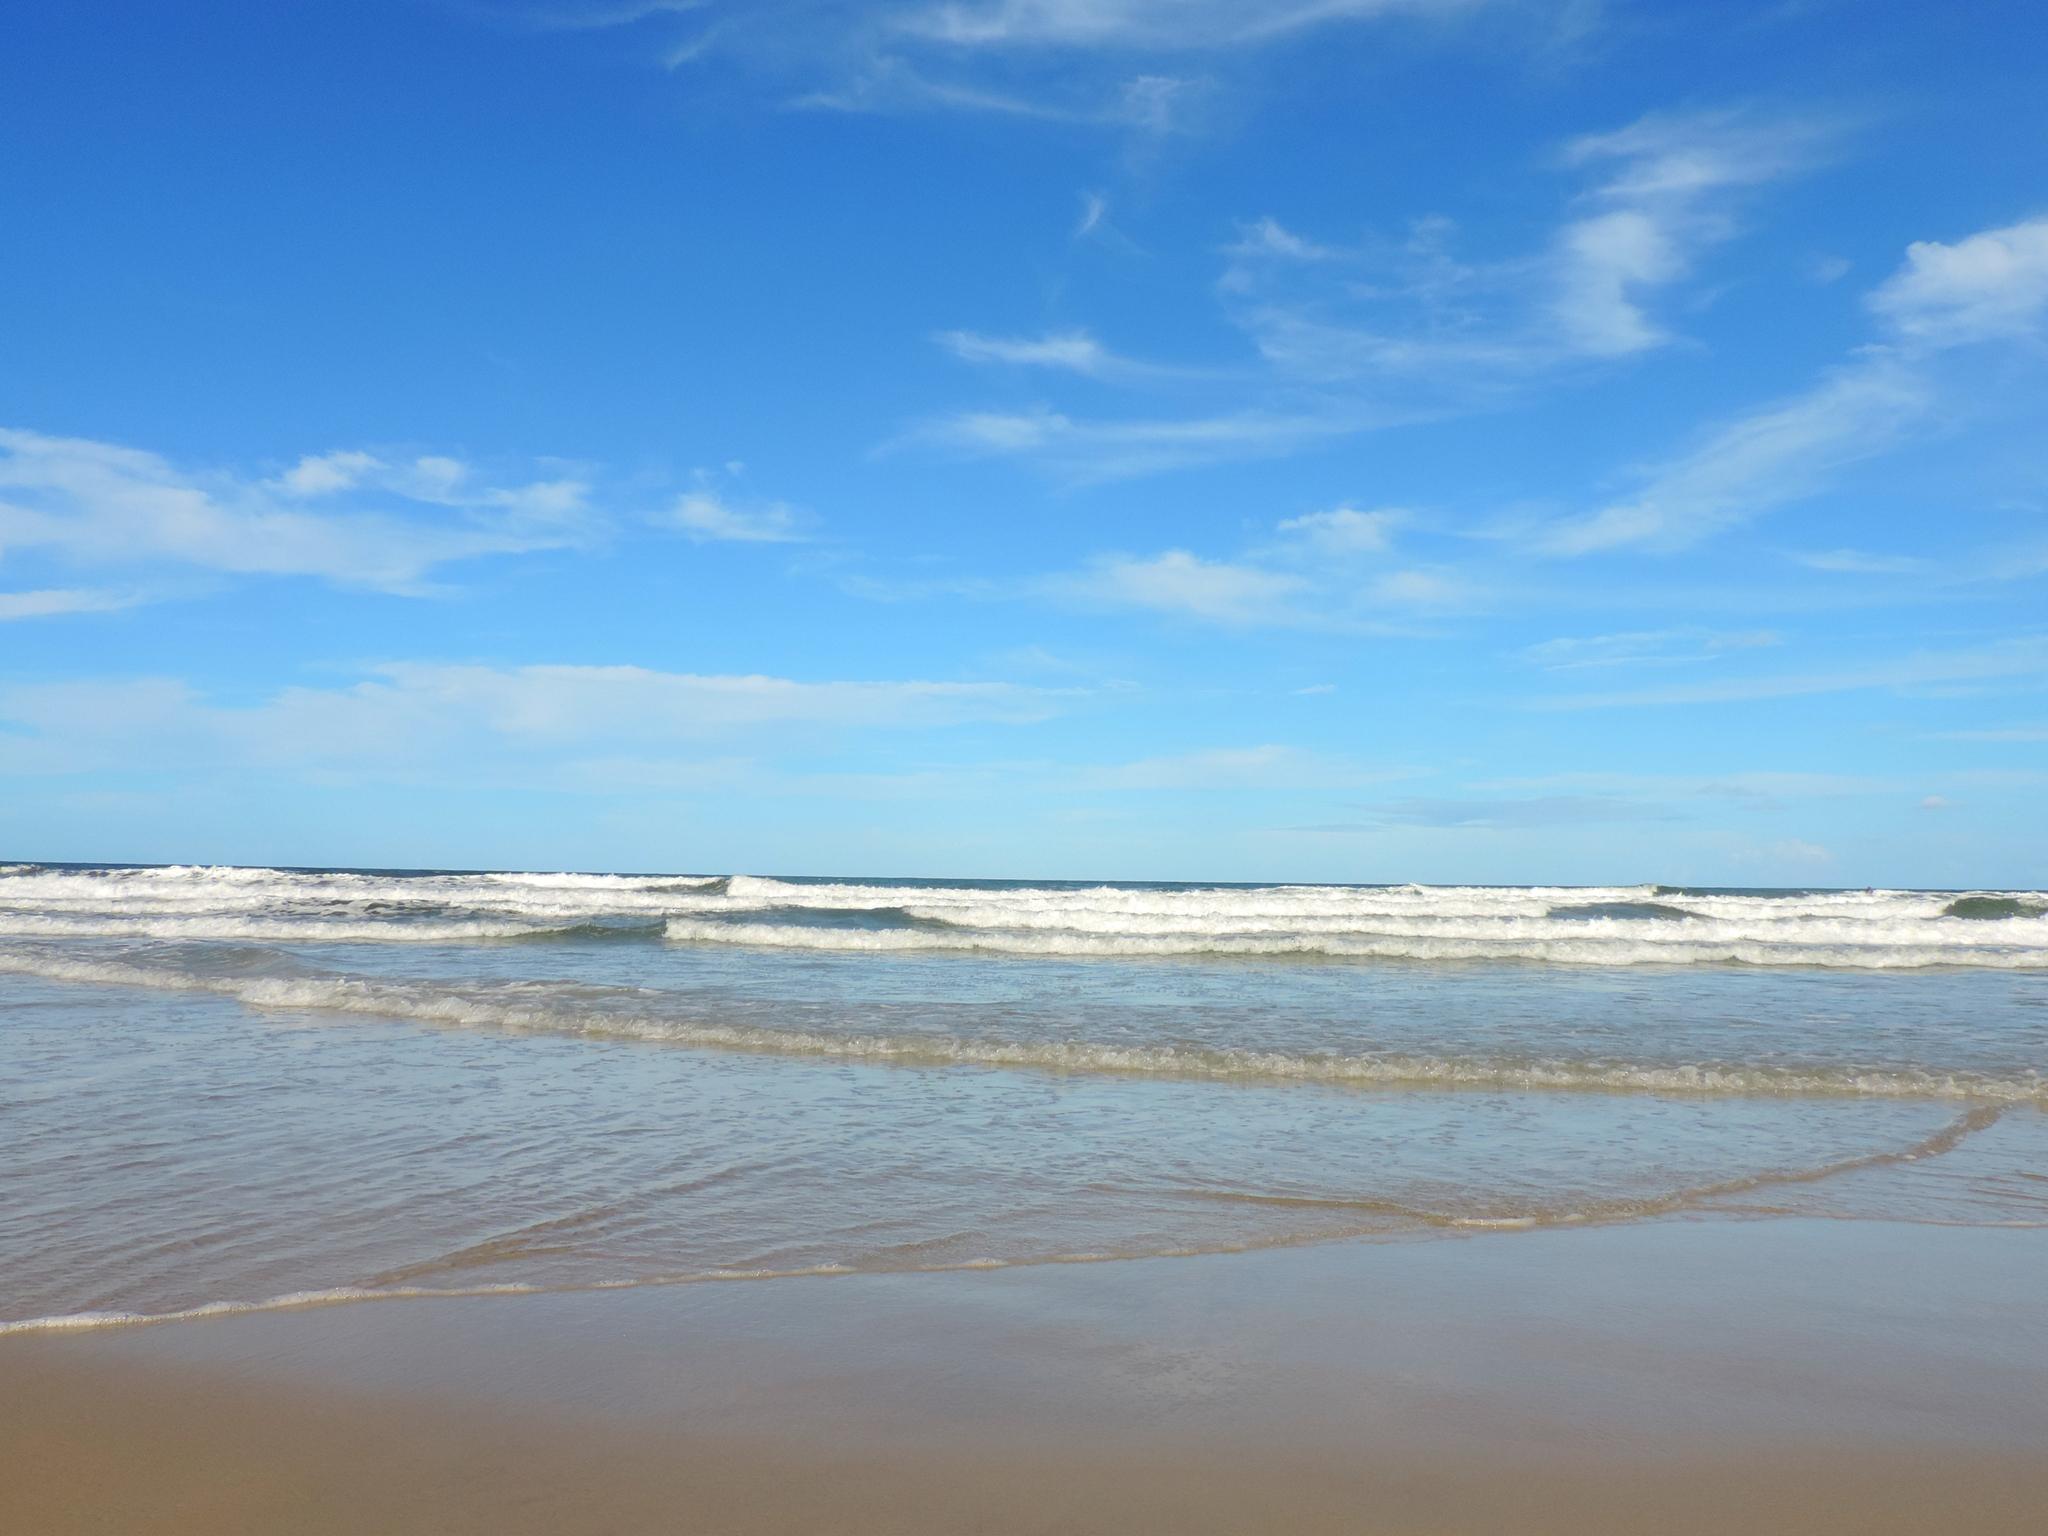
<box><xmin>1945</xmin><ymin>895</ymin><xmax>2048</xmax><ymax>921</ymax></box>
<box><xmin>3</xmin><ymin>864</ymin><xmax>2045</xmax><ymax>968</ymax></box>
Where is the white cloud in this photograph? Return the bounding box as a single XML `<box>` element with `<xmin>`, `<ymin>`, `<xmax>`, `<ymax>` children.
<box><xmin>1226</xmin><ymin>216</ymin><xmax>1335</xmax><ymax>262</ymax></box>
<box><xmin>795</xmin><ymin>56</ymin><xmax>1111</xmax><ymax>122</ymax></box>
<box><xmin>348</xmin><ymin>663</ymin><xmax>1053</xmax><ymax>736</ymax></box>
<box><xmin>895</xmin><ymin>101</ymin><xmax>1842</xmax><ymax>492</ymax></box>
<box><xmin>1019</xmin><ymin>498</ymin><xmax>1473</xmax><ymax>630</ymax></box>
<box><xmin>894</xmin><ymin>0</ymin><xmax>1450</xmax><ymax>49</ymax></box>
<box><xmin>1273</xmin><ymin>505</ymin><xmax>1400</xmax><ymax>555</ymax></box>
<box><xmin>930</xmin><ymin>107</ymin><xmax>1830</xmax><ymax>484</ymax></box>
<box><xmin>0</xmin><ymin>428</ymin><xmax>593</xmax><ymax>592</ymax></box>
<box><xmin>940</xmin><ymin>328</ymin><xmax>1111</xmax><ymax>373</ymax></box>
<box><xmin>664</xmin><ymin>486</ymin><xmax>809</xmax><ymax>543</ymax></box>
<box><xmin>1540</xmin><ymin>355</ymin><xmax>1930</xmax><ymax>554</ymax></box>
<box><xmin>527</xmin><ymin>1</ymin><xmax>709</xmax><ymax>31</ymax></box>
<box><xmin>1539</xmin><ymin>212</ymin><xmax>2048</xmax><ymax>557</ymax></box>
<box><xmin>912</xmin><ymin>405</ymin><xmax>1354</xmax><ymax>479</ymax></box>
<box><xmin>1057</xmin><ymin>549</ymin><xmax>1307</xmax><ymax>624</ymax></box>
<box><xmin>270</xmin><ymin>450</ymin><xmax>382</xmax><ymax>497</ymax></box>
<box><xmin>0</xmin><ymin>587</ymin><xmax>142</xmax><ymax>621</ymax></box>
<box><xmin>1232</xmin><ymin>109</ymin><xmax>1834</xmax><ymax>383</ymax></box>
<box><xmin>1548</xmin><ymin>109</ymin><xmax>1838</xmax><ymax>358</ymax></box>
<box><xmin>1558</xmin><ymin>109</ymin><xmax>1832</xmax><ymax>203</ymax></box>
<box><xmin>1550</xmin><ymin>208</ymin><xmax>1680</xmax><ymax>356</ymax></box>
<box><xmin>1867</xmin><ymin>215</ymin><xmax>2048</xmax><ymax>346</ymax></box>
<box><xmin>936</xmin><ymin>326</ymin><xmax>1223</xmax><ymax>384</ymax></box>
<box><xmin>1038</xmin><ymin>519</ymin><xmax>1467</xmax><ymax>628</ymax></box>
<box><xmin>536</xmin><ymin>0</ymin><xmax>1561</xmax><ymax>142</ymax></box>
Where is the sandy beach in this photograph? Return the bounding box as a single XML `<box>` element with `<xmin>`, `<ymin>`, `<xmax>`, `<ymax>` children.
<box><xmin>10</xmin><ymin>1217</ymin><xmax>2047</xmax><ymax>1534</ymax></box>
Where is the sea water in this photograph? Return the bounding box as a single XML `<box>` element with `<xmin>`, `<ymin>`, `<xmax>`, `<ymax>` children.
<box><xmin>2</xmin><ymin>864</ymin><xmax>2044</xmax><ymax>1331</ymax></box>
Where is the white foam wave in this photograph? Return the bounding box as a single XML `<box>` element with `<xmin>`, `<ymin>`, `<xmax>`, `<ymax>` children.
<box><xmin>0</xmin><ymin>915</ymin><xmax>655</xmax><ymax>942</ymax></box>
<box><xmin>900</xmin><ymin>902</ymin><xmax>2047</xmax><ymax>947</ymax></box>
<box><xmin>4</xmin><ymin>865</ymin><xmax>2044</xmax><ymax>969</ymax></box>
<box><xmin>661</xmin><ymin>916</ymin><xmax>2048</xmax><ymax>969</ymax></box>
<box><xmin>4</xmin><ymin>948</ymin><xmax>2039</xmax><ymax>1102</ymax></box>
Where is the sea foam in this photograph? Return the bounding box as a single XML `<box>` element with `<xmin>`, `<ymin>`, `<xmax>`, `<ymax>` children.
<box><xmin>3</xmin><ymin>864</ymin><xmax>2045</xmax><ymax>968</ymax></box>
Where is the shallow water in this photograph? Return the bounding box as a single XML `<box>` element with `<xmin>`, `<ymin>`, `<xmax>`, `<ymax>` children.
<box><xmin>2</xmin><ymin>864</ymin><xmax>2045</xmax><ymax>1332</ymax></box>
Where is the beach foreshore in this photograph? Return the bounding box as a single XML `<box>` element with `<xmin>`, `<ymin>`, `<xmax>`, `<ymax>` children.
<box><xmin>8</xmin><ymin>1217</ymin><xmax>2047</xmax><ymax>1534</ymax></box>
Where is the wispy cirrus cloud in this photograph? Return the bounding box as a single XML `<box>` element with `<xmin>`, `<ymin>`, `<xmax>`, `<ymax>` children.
<box><xmin>1031</xmin><ymin>505</ymin><xmax>1473</xmax><ymax>629</ymax></box>
<box><xmin>521</xmin><ymin>0</ymin><xmax>708</xmax><ymax>31</ymax></box>
<box><xmin>936</xmin><ymin>327</ymin><xmax>1222</xmax><ymax>384</ymax></box>
<box><xmin>893</xmin><ymin>0</ymin><xmax>1466</xmax><ymax>49</ymax></box>
<box><xmin>0</xmin><ymin>427</ymin><xmax>595</xmax><ymax>594</ymax></box>
<box><xmin>0</xmin><ymin>428</ymin><xmax>820</xmax><ymax>599</ymax></box>
<box><xmin>514</xmin><ymin>0</ymin><xmax>1510</xmax><ymax>138</ymax></box>
<box><xmin>665</xmin><ymin>489</ymin><xmax>808</xmax><ymax>543</ymax></box>
<box><xmin>795</xmin><ymin>56</ymin><xmax>1214</xmax><ymax>132</ymax></box>
<box><xmin>1790</xmin><ymin>548</ymin><xmax>1929</xmax><ymax>576</ymax></box>
<box><xmin>1529</xmin><ymin>636</ymin><xmax>2048</xmax><ymax>710</ymax></box>
<box><xmin>907</xmin><ymin>404</ymin><xmax>1364</xmax><ymax>480</ymax></box>
<box><xmin>1538</xmin><ymin>213</ymin><xmax>2048</xmax><ymax>556</ymax></box>
<box><xmin>939</xmin><ymin>329</ymin><xmax>1116</xmax><ymax>373</ymax></box>
<box><xmin>659</xmin><ymin>467</ymin><xmax>813</xmax><ymax>543</ymax></box>
<box><xmin>0</xmin><ymin>587</ymin><xmax>144</xmax><ymax>621</ymax></box>
<box><xmin>918</xmin><ymin>107</ymin><xmax>1835</xmax><ymax>481</ymax></box>
<box><xmin>1051</xmin><ymin>549</ymin><xmax>1310</xmax><ymax>625</ymax></box>
<box><xmin>1519</xmin><ymin>627</ymin><xmax>1783</xmax><ymax>671</ymax></box>
<box><xmin>0</xmin><ymin>663</ymin><xmax>1068</xmax><ymax>779</ymax></box>
<box><xmin>1538</xmin><ymin>355</ymin><xmax>1931</xmax><ymax>555</ymax></box>
<box><xmin>1224</xmin><ymin>108</ymin><xmax>1841</xmax><ymax>379</ymax></box>
<box><xmin>1270</xmin><ymin>506</ymin><xmax>1403</xmax><ymax>555</ymax></box>
<box><xmin>1549</xmin><ymin>109</ymin><xmax>1842</xmax><ymax>356</ymax></box>
<box><xmin>1925</xmin><ymin>724</ymin><xmax>2048</xmax><ymax>743</ymax></box>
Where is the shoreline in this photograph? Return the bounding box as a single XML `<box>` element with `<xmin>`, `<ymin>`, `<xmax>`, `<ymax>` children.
<box><xmin>10</xmin><ymin>1216</ymin><xmax>2047</xmax><ymax>1534</ymax></box>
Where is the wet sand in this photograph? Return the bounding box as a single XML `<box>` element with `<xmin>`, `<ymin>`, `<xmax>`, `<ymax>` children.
<box><xmin>8</xmin><ymin>1219</ymin><xmax>2048</xmax><ymax>1534</ymax></box>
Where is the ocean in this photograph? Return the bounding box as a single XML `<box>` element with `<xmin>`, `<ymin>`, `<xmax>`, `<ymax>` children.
<box><xmin>3</xmin><ymin>863</ymin><xmax>2045</xmax><ymax>1333</ymax></box>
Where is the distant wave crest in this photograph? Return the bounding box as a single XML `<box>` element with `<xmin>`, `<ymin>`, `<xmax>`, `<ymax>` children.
<box><xmin>2</xmin><ymin>864</ymin><xmax>2045</xmax><ymax>969</ymax></box>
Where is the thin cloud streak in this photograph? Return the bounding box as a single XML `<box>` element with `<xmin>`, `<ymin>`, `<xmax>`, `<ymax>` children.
<box><xmin>0</xmin><ymin>663</ymin><xmax>1072</xmax><ymax>778</ymax></box>
<box><xmin>1530</xmin><ymin>637</ymin><xmax>2048</xmax><ymax>710</ymax></box>
<box><xmin>0</xmin><ymin>587</ymin><xmax>144</xmax><ymax>621</ymax></box>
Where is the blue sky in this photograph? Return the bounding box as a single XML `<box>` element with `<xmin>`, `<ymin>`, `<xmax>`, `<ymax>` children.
<box><xmin>2</xmin><ymin>0</ymin><xmax>2045</xmax><ymax>884</ymax></box>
